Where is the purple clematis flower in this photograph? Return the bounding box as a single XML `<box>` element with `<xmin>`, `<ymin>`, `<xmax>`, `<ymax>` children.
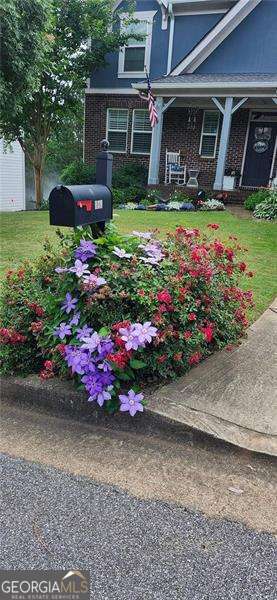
<box><xmin>70</xmin><ymin>260</ymin><xmax>90</xmax><ymax>278</ymax></box>
<box><xmin>81</xmin><ymin>332</ymin><xmax>101</xmax><ymax>353</ymax></box>
<box><xmin>69</xmin><ymin>311</ymin><xmax>80</xmax><ymax>327</ymax></box>
<box><xmin>139</xmin><ymin>256</ymin><xmax>160</xmax><ymax>265</ymax></box>
<box><xmin>75</xmin><ymin>240</ymin><xmax>97</xmax><ymax>262</ymax></box>
<box><xmin>61</xmin><ymin>292</ymin><xmax>78</xmax><ymax>314</ymax></box>
<box><xmin>132</xmin><ymin>231</ymin><xmax>153</xmax><ymax>239</ymax></box>
<box><xmin>112</xmin><ymin>246</ymin><xmax>132</xmax><ymax>259</ymax></box>
<box><xmin>53</xmin><ymin>322</ymin><xmax>72</xmax><ymax>340</ymax></box>
<box><xmin>76</xmin><ymin>325</ymin><xmax>93</xmax><ymax>340</ymax></box>
<box><xmin>119</xmin><ymin>389</ymin><xmax>144</xmax><ymax>416</ymax></box>
<box><xmin>119</xmin><ymin>321</ymin><xmax>157</xmax><ymax>351</ymax></box>
<box><xmin>82</xmin><ymin>273</ymin><xmax>106</xmax><ymax>289</ymax></box>
<box><xmin>64</xmin><ymin>346</ymin><xmax>89</xmax><ymax>375</ymax></box>
<box><xmin>55</xmin><ymin>266</ymin><xmax>68</xmax><ymax>274</ymax></box>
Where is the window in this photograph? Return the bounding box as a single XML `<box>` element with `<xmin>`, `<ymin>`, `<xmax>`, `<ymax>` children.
<box><xmin>106</xmin><ymin>109</ymin><xmax>128</xmax><ymax>153</ymax></box>
<box><xmin>131</xmin><ymin>109</ymin><xmax>152</xmax><ymax>155</ymax></box>
<box><xmin>118</xmin><ymin>11</ymin><xmax>156</xmax><ymax>78</ymax></box>
<box><xmin>200</xmin><ymin>111</ymin><xmax>220</xmax><ymax>158</ymax></box>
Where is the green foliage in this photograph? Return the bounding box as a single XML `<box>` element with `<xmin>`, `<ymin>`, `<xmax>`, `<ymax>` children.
<box><xmin>244</xmin><ymin>189</ymin><xmax>271</xmax><ymax>211</ymax></box>
<box><xmin>253</xmin><ymin>190</ymin><xmax>277</xmax><ymax>221</ymax></box>
<box><xmin>168</xmin><ymin>190</ymin><xmax>191</xmax><ymax>204</ymax></box>
<box><xmin>1</xmin><ymin>225</ymin><xmax>253</xmax><ymax>400</ymax></box>
<box><xmin>113</xmin><ymin>161</ymin><xmax>148</xmax><ymax>189</ymax></box>
<box><xmin>61</xmin><ymin>161</ymin><xmax>96</xmax><ymax>185</ymax></box>
<box><xmin>140</xmin><ymin>188</ymin><xmax>163</xmax><ymax>206</ymax></box>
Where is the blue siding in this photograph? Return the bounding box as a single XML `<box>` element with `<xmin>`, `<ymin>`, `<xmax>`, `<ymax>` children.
<box><xmin>197</xmin><ymin>0</ymin><xmax>277</xmax><ymax>74</ymax></box>
<box><xmin>91</xmin><ymin>0</ymin><xmax>168</xmax><ymax>88</ymax></box>
<box><xmin>172</xmin><ymin>13</ymin><xmax>223</xmax><ymax>70</ymax></box>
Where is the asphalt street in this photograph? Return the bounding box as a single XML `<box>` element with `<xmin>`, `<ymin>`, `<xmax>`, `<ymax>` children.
<box><xmin>0</xmin><ymin>453</ymin><xmax>276</xmax><ymax>600</ymax></box>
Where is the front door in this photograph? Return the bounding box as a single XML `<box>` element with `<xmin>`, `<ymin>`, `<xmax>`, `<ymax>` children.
<box><xmin>242</xmin><ymin>122</ymin><xmax>277</xmax><ymax>187</ymax></box>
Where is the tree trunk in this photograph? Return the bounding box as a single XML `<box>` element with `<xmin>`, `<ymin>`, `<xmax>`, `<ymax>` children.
<box><xmin>33</xmin><ymin>163</ymin><xmax>43</xmax><ymax>209</ymax></box>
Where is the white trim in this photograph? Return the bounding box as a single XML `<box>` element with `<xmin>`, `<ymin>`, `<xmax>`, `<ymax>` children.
<box><xmin>106</xmin><ymin>108</ymin><xmax>129</xmax><ymax>154</ymax></box>
<box><xmin>170</xmin><ymin>0</ymin><xmax>263</xmax><ymax>74</ymax></box>
<box><xmin>199</xmin><ymin>109</ymin><xmax>220</xmax><ymax>158</ymax></box>
<box><xmin>86</xmin><ymin>87</ymin><xmax>138</xmax><ymax>95</ymax></box>
<box><xmin>239</xmin><ymin>110</ymin><xmax>251</xmax><ymax>187</ymax></box>
<box><xmin>270</xmin><ymin>136</ymin><xmax>277</xmax><ymax>182</ymax></box>
<box><xmin>118</xmin><ymin>11</ymin><xmax>156</xmax><ymax>78</ymax></box>
<box><xmin>134</xmin><ymin>80</ymin><xmax>277</xmax><ymax>90</ymax></box>
<box><xmin>131</xmin><ymin>109</ymin><xmax>152</xmax><ymax>155</ymax></box>
<box><xmin>173</xmin><ymin>9</ymin><xmax>228</xmax><ymax>15</ymax></box>
<box><xmin>212</xmin><ymin>96</ymin><xmax>224</xmax><ymax>113</ymax></box>
<box><xmin>167</xmin><ymin>2</ymin><xmax>175</xmax><ymax>74</ymax></box>
<box><xmin>240</xmin><ymin>110</ymin><xmax>277</xmax><ymax>186</ymax></box>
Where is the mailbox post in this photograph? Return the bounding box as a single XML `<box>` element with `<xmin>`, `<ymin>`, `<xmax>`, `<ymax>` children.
<box><xmin>49</xmin><ymin>140</ymin><xmax>113</xmax><ymax>235</ymax></box>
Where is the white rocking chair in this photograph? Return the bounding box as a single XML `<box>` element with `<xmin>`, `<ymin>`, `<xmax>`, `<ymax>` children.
<box><xmin>165</xmin><ymin>149</ymin><xmax>186</xmax><ymax>185</ymax></box>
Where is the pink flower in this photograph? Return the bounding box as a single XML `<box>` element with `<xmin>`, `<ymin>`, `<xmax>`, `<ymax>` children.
<box><xmin>157</xmin><ymin>289</ymin><xmax>172</xmax><ymax>304</ymax></box>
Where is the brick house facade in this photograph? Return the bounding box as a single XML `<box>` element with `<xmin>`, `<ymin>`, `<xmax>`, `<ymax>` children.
<box><xmin>84</xmin><ymin>1</ymin><xmax>277</xmax><ymax>196</ymax></box>
<box><xmin>85</xmin><ymin>93</ymin><xmax>277</xmax><ymax>191</ymax></box>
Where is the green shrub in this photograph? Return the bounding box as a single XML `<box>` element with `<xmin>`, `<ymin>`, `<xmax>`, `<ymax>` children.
<box><xmin>112</xmin><ymin>189</ymin><xmax>127</xmax><ymax>207</ymax></box>
<box><xmin>0</xmin><ymin>225</ymin><xmax>254</xmax><ymax>417</ymax></box>
<box><xmin>113</xmin><ymin>161</ymin><xmax>148</xmax><ymax>189</ymax></box>
<box><xmin>61</xmin><ymin>161</ymin><xmax>96</xmax><ymax>185</ymax></box>
<box><xmin>253</xmin><ymin>190</ymin><xmax>277</xmax><ymax>220</ymax></box>
<box><xmin>244</xmin><ymin>189</ymin><xmax>270</xmax><ymax>211</ymax></box>
<box><xmin>140</xmin><ymin>188</ymin><xmax>163</xmax><ymax>206</ymax></box>
<box><xmin>168</xmin><ymin>190</ymin><xmax>191</xmax><ymax>204</ymax></box>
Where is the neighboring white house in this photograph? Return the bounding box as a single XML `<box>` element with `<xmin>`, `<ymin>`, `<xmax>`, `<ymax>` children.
<box><xmin>0</xmin><ymin>139</ymin><xmax>25</xmax><ymax>211</ymax></box>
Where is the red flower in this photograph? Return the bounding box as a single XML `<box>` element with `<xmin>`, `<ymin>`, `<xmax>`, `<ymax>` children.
<box><xmin>184</xmin><ymin>331</ymin><xmax>192</xmax><ymax>340</ymax></box>
<box><xmin>107</xmin><ymin>349</ymin><xmax>131</xmax><ymax>369</ymax></box>
<box><xmin>114</xmin><ymin>336</ymin><xmax>126</xmax><ymax>348</ymax></box>
<box><xmin>30</xmin><ymin>321</ymin><xmax>43</xmax><ymax>334</ymax></box>
<box><xmin>200</xmin><ymin>324</ymin><xmax>213</xmax><ymax>343</ymax></box>
<box><xmin>207</xmin><ymin>223</ymin><xmax>220</xmax><ymax>230</ymax></box>
<box><xmin>112</xmin><ymin>320</ymin><xmax>131</xmax><ymax>332</ymax></box>
<box><xmin>137</xmin><ymin>289</ymin><xmax>146</xmax><ymax>297</ymax></box>
<box><xmin>157</xmin><ymin>289</ymin><xmax>172</xmax><ymax>304</ymax></box>
<box><xmin>225</xmin><ymin>248</ymin><xmax>234</xmax><ymax>262</ymax></box>
<box><xmin>44</xmin><ymin>276</ymin><xmax>52</xmax><ymax>284</ymax></box>
<box><xmin>157</xmin><ymin>354</ymin><xmax>167</xmax><ymax>364</ymax></box>
<box><xmin>174</xmin><ymin>352</ymin><xmax>183</xmax><ymax>361</ymax></box>
<box><xmin>188</xmin><ymin>313</ymin><xmax>196</xmax><ymax>321</ymax></box>
<box><xmin>0</xmin><ymin>328</ymin><xmax>27</xmax><ymax>345</ymax></box>
<box><xmin>238</xmin><ymin>262</ymin><xmax>247</xmax><ymax>272</ymax></box>
<box><xmin>213</xmin><ymin>241</ymin><xmax>225</xmax><ymax>256</ymax></box>
<box><xmin>43</xmin><ymin>360</ymin><xmax>53</xmax><ymax>371</ymax></box>
<box><xmin>188</xmin><ymin>352</ymin><xmax>202</xmax><ymax>366</ymax></box>
<box><xmin>55</xmin><ymin>343</ymin><xmax>66</xmax><ymax>356</ymax></box>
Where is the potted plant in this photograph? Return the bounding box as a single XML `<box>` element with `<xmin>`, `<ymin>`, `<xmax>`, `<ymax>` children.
<box><xmin>223</xmin><ymin>167</ymin><xmax>240</xmax><ymax>191</ymax></box>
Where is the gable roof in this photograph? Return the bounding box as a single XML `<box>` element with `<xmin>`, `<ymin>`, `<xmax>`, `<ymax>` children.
<box><xmin>170</xmin><ymin>0</ymin><xmax>263</xmax><ymax>75</ymax></box>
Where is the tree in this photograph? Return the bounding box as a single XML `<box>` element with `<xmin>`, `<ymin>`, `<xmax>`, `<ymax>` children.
<box><xmin>0</xmin><ymin>0</ymin><xmax>136</xmax><ymax>208</ymax></box>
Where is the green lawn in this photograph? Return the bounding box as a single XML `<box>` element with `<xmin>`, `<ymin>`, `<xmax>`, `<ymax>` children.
<box><xmin>1</xmin><ymin>209</ymin><xmax>276</xmax><ymax>321</ymax></box>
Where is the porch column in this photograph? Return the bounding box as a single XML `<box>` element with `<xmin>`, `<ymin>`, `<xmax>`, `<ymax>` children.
<box><xmin>148</xmin><ymin>96</ymin><xmax>164</xmax><ymax>185</ymax></box>
<box><xmin>213</xmin><ymin>96</ymin><xmax>233</xmax><ymax>190</ymax></box>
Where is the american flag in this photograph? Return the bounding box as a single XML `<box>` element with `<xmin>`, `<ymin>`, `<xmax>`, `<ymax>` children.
<box><xmin>139</xmin><ymin>71</ymin><xmax>158</xmax><ymax>128</ymax></box>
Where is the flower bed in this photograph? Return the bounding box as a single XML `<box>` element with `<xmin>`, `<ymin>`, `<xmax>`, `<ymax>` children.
<box><xmin>0</xmin><ymin>225</ymin><xmax>253</xmax><ymax>416</ymax></box>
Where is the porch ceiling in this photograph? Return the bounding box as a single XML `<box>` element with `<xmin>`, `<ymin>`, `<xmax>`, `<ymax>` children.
<box><xmin>133</xmin><ymin>73</ymin><xmax>277</xmax><ymax>98</ymax></box>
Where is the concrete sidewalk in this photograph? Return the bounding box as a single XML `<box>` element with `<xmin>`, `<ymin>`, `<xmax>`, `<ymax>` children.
<box><xmin>148</xmin><ymin>299</ymin><xmax>277</xmax><ymax>456</ymax></box>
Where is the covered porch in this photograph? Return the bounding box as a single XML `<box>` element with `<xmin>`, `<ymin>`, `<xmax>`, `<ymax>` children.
<box><xmin>133</xmin><ymin>74</ymin><xmax>277</xmax><ymax>191</ymax></box>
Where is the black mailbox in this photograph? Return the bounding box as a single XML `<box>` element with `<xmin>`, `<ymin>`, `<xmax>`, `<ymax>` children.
<box><xmin>49</xmin><ymin>184</ymin><xmax>112</xmax><ymax>227</ymax></box>
<box><xmin>49</xmin><ymin>140</ymin><xmax>113</xmax><ymax>229</ymax></box>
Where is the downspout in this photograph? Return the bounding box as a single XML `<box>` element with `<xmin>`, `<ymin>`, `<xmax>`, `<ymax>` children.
<box><xmin>166</xmin><ymin>1</ymin><xmax>174</xmax><ymax>75</ymax></box>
